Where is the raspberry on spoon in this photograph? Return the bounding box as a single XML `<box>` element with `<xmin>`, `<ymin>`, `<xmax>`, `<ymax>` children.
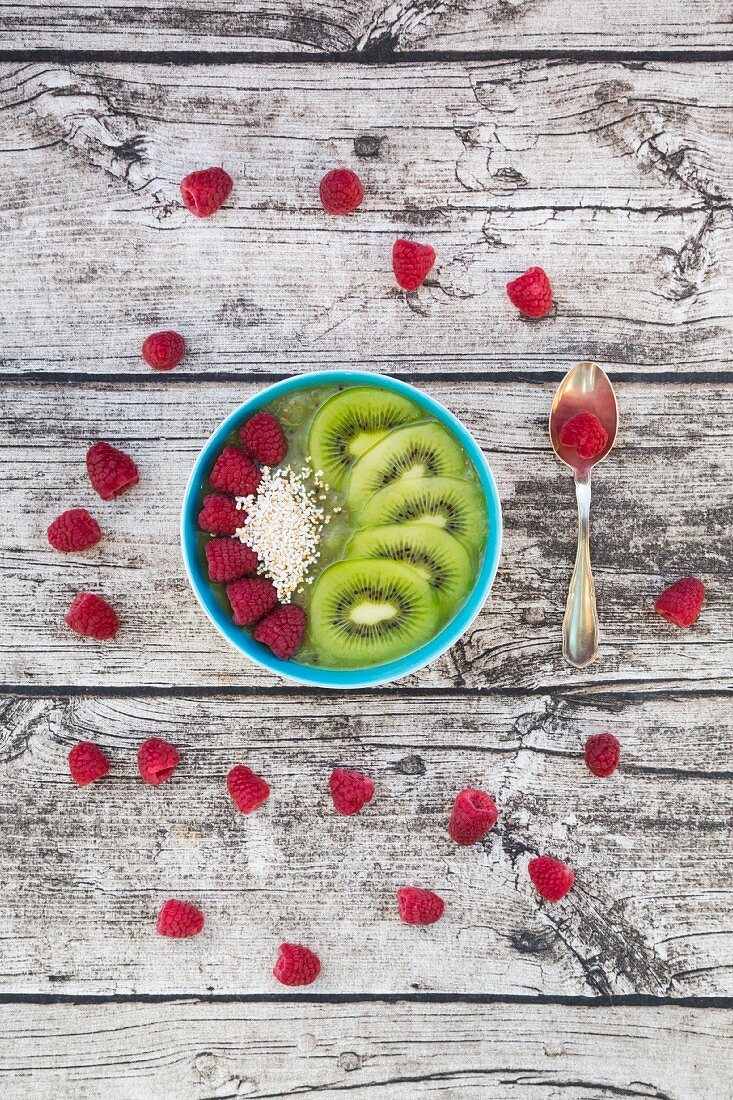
<box><xmin>559</xmin><ymin>412</ymin><xmax>609</xmax><ymax>460</ymax></box>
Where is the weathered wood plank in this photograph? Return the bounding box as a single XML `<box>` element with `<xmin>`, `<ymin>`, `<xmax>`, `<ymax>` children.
<box><xmin>360</xmin><ymin>1</ymin><xmax>733</xmax><ymax>55</ymax></box>
<box><xmin>2</xmin><ymin>379</ymin><xmax>731</xmax><ymax>691</ymax></box>
<box><xmin>3</xmin><ymin>0</ymin><xmax>733</xmax><ymax>54</ymax></box>
<box><xmin>1</xmin><ymin>691</ymin><xmax>731</xmax><ymax>995</ymax></box>
<box><xmin>1</xmin><ymin>61</ymin><xmax>732</xmax><ymax>377</ymax></box>
<box><xmin>1</xmin><ymin>999</ymin><xmax>731</xmax><ymax>1099</ymax></box>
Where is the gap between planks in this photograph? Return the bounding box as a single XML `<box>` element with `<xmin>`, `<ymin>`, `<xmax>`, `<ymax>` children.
<box><xmin>4</xmin><ymin>49</ymin><xmax>733</xmax><ymax>66</ymax></box>
<box><xmin>3</xmin><ymin>370</ymin><xmax>733</xmax><ymax>387</ymax></box>
<box><xmin>2</xmin><ymin>683</ymin><xmax>732</xmax><ymax>702</ymax></box>
<box><xmin>1</xmin><ymin>991</ymin><xmax>733</xmax><ymax>1008</ymax></box>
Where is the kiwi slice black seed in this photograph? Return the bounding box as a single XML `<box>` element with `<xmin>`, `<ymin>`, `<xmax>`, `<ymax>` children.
<box><xmin>358</xmin><ymin>476</ymin><xmax>488</xmax><ymax>554</ymax></box>
<box><xmin>308</xmin><ymin>387</ymin><xmax>421</xmax><ymax>490</ymax></box>
<box><xmin>346</xmin><ymin>523</ymin><xmax>474</xmax><ymax>618</ymax></box>
<box><xmin>309</xmin><ymin>558</ymin><xmax>439</xmax><ymax>667</ymax></box>
<box><xmin>346</xmin><ymin>421</ymin><xmax>466</xmax><ymax>513</ymax></box>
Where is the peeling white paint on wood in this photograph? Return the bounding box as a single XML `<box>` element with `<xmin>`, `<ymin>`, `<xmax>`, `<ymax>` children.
<box><xmin>1</xmin><ymin>36</ymin><xmax>732</xmax><ymax>1095</ymax></box>
<box><xmin>1</xmin><ymin>62</ymin><xmax>731</xmax><ymax>376</ymax></box>
<box><xmin>4</xmin><ymin>0</ymin><xmax>733</xmax><ymax>53</ymax></box>
<box><xmin>1</xmin><ymin>1000</ymin><xmax>731</xmax><ymax>1098</ymax></box>
<box><xmin>1</xmin><ymin>379</ymin><xmax>730</xmax><ymax>690</ymax></box>
<box><xmin>1</xmin><ymin>691</ymin><xmax>731</xmax><ymax>996</ymax></box>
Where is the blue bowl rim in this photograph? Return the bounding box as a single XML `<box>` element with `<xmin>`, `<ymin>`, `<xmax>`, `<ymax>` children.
<box><xmin>181</xmin><ymin>370</ymin><xmax>502</xmax><ymax>689</ymax></box>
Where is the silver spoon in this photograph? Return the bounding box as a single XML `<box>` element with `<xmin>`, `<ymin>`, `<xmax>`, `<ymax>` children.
<box><xmin>549</xmin><ymin>362</ymin><xmax>618</xmax><ymax>667</ymax></box>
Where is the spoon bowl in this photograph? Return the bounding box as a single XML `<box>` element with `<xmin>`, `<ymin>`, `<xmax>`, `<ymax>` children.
<box><xmin>549</xmin><ymin>362</ymin><xmax>618</xmax><ymax>668</ymax></box>
<box><xmin>549</xmin><ymin>361</ymin><xmax>618</xmax><ymax>475</ymax></box>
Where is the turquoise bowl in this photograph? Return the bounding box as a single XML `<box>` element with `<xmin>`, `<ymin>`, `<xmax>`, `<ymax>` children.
<box><xmin>181</xmin><ymin>370</ymin><xmax>502</xmax><ymax>689</ymax></box>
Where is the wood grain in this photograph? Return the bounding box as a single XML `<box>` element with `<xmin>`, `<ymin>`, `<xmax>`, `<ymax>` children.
<box><xmin>2</xmin><ymin>378</ymin><xmax>730</xmax><ymax>692</ymax></box>
<box><xmin>3</xmin><ymin>0</ymin><xmax>733</xmax><ymax>54</ymax></box>
<box><xmin>2</xmin><ymin>61</ymin><xmax>732</xmax><ymax>377</ymax></box>
<box><xmin>2</xmin><ymin>34</ymin><xmax>732</xmax><ymax>1078</ymax></box>
<box><xmin>1</xmin><ymin>999</ymin><xmax>731</xmax><ymax>1099</ymax></box>
<box><xmin>1</xmin><ymin>690</ymin><xmax>731</xmax><ymax>996</ymax></box>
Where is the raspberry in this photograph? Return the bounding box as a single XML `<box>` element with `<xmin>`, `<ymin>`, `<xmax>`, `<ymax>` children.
<box><xmin>157</xmin><ymin>898</ymin><xmax>205</xmax><ymax>938</ymax></box>
<box><xmin>68</xmin><ymin>742</ymin><xmax>109</xmax><ymax>786</ymax></box>
<box><xmin>559</xmin><ymin>412</ymin><xmax>609</xmax><ymax>460</ymax></box>
<box><xmin>180</xmin><ymin>167</ymin><xmax>233</xmax><ymax>218</ymax></box>
<box><xmin>319</xmin><ymin>169</ymin><xmax>364</xmax><ymax>215</ymax></box>
<box><xmin>328</xmin><ymin>768</ymin><xmax>375</xmax><ymax>815</ymax></box>
<box><xmin>227</xmin><ymin>765</ymin><xmax>270</xmax><ymax>813</ymax></box>
<box><xmin>138</xmin><ymin>738</ymin><xmax>179</xmax><ymax>785</ymax></box>
<box><xmin>655</xmin><ymin>577</ymin><xmax>705</xmax><ymax>628</ymax></box>
<box><xmin>273</xmin><ymin>943</ymin><xmax>321</xmax><ymax>986</ymax></box>
<box><xmin>210</xmin><ymin>446</ymin><xmax>261</xmax><ymax>497</ymax></box>
<box><xmin>584</xmin><ymin>733</ymin><xmax>621</xmax><ymax>777</ymax></box>
<box><xmin>226</xmin><ymin>577</ymin><xmax>278</xmax><ymax>626</ymax></box>
<box><xmin>205</xmin><ymin>537</ymin><xmax>259</xmax><ymax>582</ymax></box>
<box><xmin>397</xmin><ymin>887</ymin><xmax>445</xmax><ymax>926</ymax></box>
<box><xmin>392</xmin><ymin>239</ymin><xmax>436</xmax><ymax>291</ymax></box>
<box><xmin>65</xmin><ymin>593</ymin><xmax>120</xmax><ymax>640</ymax></box>
<box><xmin>47</xmin><ymin>508</ymin><xmax>101</xmax><ymax>552</ymax></box>
<box><xmin>506</xmin><ymin>266</ymin><xmax>553</xmax><ymax>318</ymax></box>
<box><xmin>528</xmin><ymin>856</ymin><xmax>574</xmax><ymax>903</ymax></box>
<box><xmin>254</xmin><ymin>604</ymin><xmax>307</xmax><ymax>660</ymax></box>
<box><xmin>449</xmin><ymin>788</ymin><xmax>498</xmax><ymax>846</ymax></box>
<box><xmin>142</xmin><ymin>330</ymin><xmax>185</xmax><ymax>372</ymax></box>
<box><xmin>239</xmin><ymin>412</ymin><xmax>287</xmax><ymax>466</ymax></box>
<box><xmin>86</xmin><ymin>441</ymin><xmax>139</xmax><ymax>501</ymax></box>
<box><xmin>198</xmin><ymin>494</ymin><xmax>242</xmax><ymax>535</ymax></box>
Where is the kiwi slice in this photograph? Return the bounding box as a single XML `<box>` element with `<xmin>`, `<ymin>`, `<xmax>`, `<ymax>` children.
<box><xmin>358</xmin><ymin>476</ymin><xmax>488</xmax><ymax>554</ymax></box>
<box><xmin>346</xmin><ymin>421</ymin><xmax>467</xmax><ymax>513</ymax></box>
<box><xmin>346</xmin><ymin>523</ymin><xmax>474</xmax><ymax>618</ymax></box>
<box><xmin>309</xmin><ymin>558</ymin><xmax>439</xmax><ymax>667</ymax></box>
<box><xmin>308</xmin><ymin>387</ymin><xmax>421</xmax><ymax>490</ymax></box>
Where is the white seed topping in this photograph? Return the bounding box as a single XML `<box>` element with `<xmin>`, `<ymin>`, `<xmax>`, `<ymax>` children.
<box><xmin>235</xmin><ymin>465</ymin><xmax>330</xmax><ymax>601</ymax></box>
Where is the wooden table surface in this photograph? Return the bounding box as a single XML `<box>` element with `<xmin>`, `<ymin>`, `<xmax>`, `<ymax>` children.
<box><xmin>1</xmin><ymin>6</ymin><xmax>732</xmax><ymax>1097</ymax></box>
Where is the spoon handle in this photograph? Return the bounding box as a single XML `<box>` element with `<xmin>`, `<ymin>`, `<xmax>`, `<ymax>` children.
<box><xmin>562</xmin><ymin>471</ymin><xmax>599</xmax><ymax>667</ymax></box>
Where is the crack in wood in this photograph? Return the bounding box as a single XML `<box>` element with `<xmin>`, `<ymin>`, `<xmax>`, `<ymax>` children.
<box><xmin>356</xmin><ymin>0</ymin><xmax>453</xmax><ymax>54</ymax></box>
<box><xmin>3</xmin><ymin>61</ymin><xmax>733</xmax><ymax>377</ymax></box>
<box><xmin>490</xmin><ymin>697</ymin><xmax>678</xmax><ymax>997</ymax></box>
<box><xmin>0</xmin><ymin>64</ymin><xmax>180</xmax><ymax>221</ymax></box>
<box><xmin>1</xmin><ymin>689</ymin><xmax>729</xmax><ymax>996</ymax></box>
